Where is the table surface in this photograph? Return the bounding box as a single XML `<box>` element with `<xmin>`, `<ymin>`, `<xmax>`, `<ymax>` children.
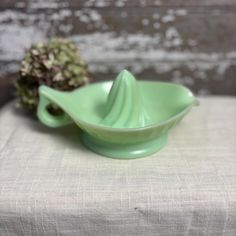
<box><xmin>0</xmin><ymin>97</ymin><xmax>236</xmax><ymax>236</ymax></box>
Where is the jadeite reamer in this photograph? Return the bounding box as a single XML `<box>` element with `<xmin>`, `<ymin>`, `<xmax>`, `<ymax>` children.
<box><xmin>37</xmin><ymin>70</ymin><xmax>198</xmax><ymax>159</ymax></box>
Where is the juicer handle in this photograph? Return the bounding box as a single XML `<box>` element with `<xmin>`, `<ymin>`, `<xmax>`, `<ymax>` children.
<box><xmin>37</xmin><ymin>87</ymin><xmax>73</xmax><ymax>128</ymax></box>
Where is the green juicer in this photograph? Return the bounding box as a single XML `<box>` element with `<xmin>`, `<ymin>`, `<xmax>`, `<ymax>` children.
<box><xmin>37</xmin><ymin>70</ymin><xmax>198</xmax><ymax>159</ymax></box>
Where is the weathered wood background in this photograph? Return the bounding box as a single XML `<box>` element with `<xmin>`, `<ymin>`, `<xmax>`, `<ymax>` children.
<box><xmin>0</xmin><ymin>0</ymin><xmax>236</xmax><ymax>106</ymax></box>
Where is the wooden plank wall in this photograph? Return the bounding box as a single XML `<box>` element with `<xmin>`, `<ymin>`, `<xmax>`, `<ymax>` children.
<box><xmin>0</xmin><ymin>0</ymin><xmax>236</xmax><ymax>106</ymax></box>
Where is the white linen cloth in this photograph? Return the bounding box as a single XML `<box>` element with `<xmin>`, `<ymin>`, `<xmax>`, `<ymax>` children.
<box><xmin>0</xmin><ymin>97</ymin><xmax>235</xmax><ymax>236</ymax></box>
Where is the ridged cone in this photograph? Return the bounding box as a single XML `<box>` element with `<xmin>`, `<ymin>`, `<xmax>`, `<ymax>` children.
<box><xmin>102</xmin><ymin>70</ymin><xmax>148</xmax><ymax>128</ymax></box>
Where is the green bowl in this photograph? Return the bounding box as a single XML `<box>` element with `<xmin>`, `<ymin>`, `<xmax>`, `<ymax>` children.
<box><xmin>37</xmin><ymin>70</ymin><xmax>198</xmax><ymax>159</ymax></box>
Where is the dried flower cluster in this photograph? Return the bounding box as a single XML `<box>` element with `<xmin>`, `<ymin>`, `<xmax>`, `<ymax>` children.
<box><xmin>15</xmin><ymin>38</ymin><xmax>90</xmax><ymax>114</ymax></box>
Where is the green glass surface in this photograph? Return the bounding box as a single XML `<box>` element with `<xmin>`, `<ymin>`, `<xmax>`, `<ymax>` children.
<box><xmin>37</xmin><ymin>70</ymin><xmax>198</xmax><ymax>159</ymax></box>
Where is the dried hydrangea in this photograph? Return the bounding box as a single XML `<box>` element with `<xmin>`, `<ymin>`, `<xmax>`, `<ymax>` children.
<box><xmin>15</xmin><ymin>38</ymin><xmax>90</xmax><ymax>114</ymax></box>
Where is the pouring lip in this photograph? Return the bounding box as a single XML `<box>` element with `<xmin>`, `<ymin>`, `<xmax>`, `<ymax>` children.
<box><xmin>70</xmin><ymin>81</ymin><xmax>199</xmax><ymax>133</ymax></box>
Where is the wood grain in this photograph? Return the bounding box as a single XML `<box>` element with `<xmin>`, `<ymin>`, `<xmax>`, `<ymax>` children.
<box><xmin>0</xmin><ymin>0</ymin><xmax>236</xmax><ymax>107</ymax></box>
<box><xmin>1</xmin><ymin>0</ymin><xmax>236</xmax><ymax>8</ymax></box>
